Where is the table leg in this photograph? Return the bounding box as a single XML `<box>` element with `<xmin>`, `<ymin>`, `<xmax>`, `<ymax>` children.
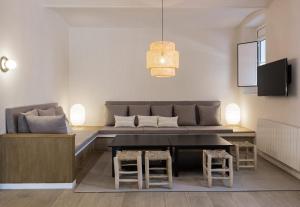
<box><xmin>112</xmin><ymin>147</ymin><xmax>117</xmax><ymax>177</ymax></box>
<box><xmin>174</xmin><ymin>148</ymin><xmax>179</xmax><ymax>177</ymax></box>
<box><xmin>225</xmin><ymin>146</ymin><xmax>231</xmax><ymax>175</ymax></box>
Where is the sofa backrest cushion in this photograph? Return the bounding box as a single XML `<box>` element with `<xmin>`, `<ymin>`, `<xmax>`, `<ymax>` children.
<box><xmin>197</xmin><ymin>104</ymin><xmax>221</xmax><ymax>126</ymax></box>
<box><xmin>129</xmin><ymin>105</ymin><xmax>150</xmax><ymax>116</ymax></box>
<box><xmin>105</xmin><ymin>101</ymin><xmax>221</xmax><ymax>126</ymax></box>
<box><xmin>151</xmin><ymin>105</ymin><xmax>173</xmax><ymax>117</ymax></box>
<box><xmin>17</xmin><ymin>109</ymin><xmax>39</xmax><ymax>133</ymax></box>
<box><xmin>38</xmin><ymin>108</ymin><xmax>56</xmax><ymax>116</ymax></box>
<box><xmin>25</xmin><ymin>115</ymin><xmax>67</xmax><ymax>134</ymax></box>
<box><xmin>6</xmin><ymin>103</ymin><xmax>58</xmax><ymax>133</ymax></box>
<box><xmin>106</xmin><ymin>105</ymin><xmax>128</xmax><ymax>126</ymax></box>
<box><xmin>174</xmin><ymin>104</ymin><xmax>197</xmax><ymax>126</ymax></box>
<box><xmin>129</xmin><ymin>105</ymin><xmax>150</xmax><ymax>125</ymax></box>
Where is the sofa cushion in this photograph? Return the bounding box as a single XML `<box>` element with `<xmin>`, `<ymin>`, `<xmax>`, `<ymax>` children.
<box><xmin>129</xmin><ymin>105</ymin><xmax>151</xmax><ymax>125</ymax></box>
<box><xmin>197</xmin><ymin>105</ymin><xmax>221</xmax><ymax>126</ymax></box>
<box><xmin>186</xmin><ymin>126</ymin><xmax>233</xmax><ymax>134</ymax></box>
<box><xmin>174</xmin><ymin>104</ymin><xmax>197</xmax><ymax>126</ymax></box>
<box><xmin>137</xmin><ymin>116</ymin><xmax>158</xmax><ymax>128</ymax></box>
<box><xmin>100</xmin><ymin>126</ymin><xmax>144</xmax><ymax>134</ymax></box>
<box><xmin>129</xmin><ymin>105</ymin><xmax>150</xmax><ymax>116</ymax></box>
<box><xmin>38</xmin><ymin>108</ymin><xmax>56</xmax><ymax>116</ymax></box>
<box><xmin>143</xmin><ymin>127</ymin><xmax>188</xmax><ymax>134</ymax></box>
<box><xmin>25</xmin><ymin>115</ymin><xmax>67</xmax><ymax>134</ymax></box>
<box><xmin>151</xmin><ymin>105</ymin><xmax>173</xmax><ymax>117</ymax></box>
<box><xmin>55</xmin><ymin>106</ymin><xmax>65</xmax><ymax>115</ymax></box>
<box><xmin>114</xmin><ymin>116</ymin><xmax>136</xmax><ymax>128</ymax></box>
<box><xmin>106</xmin><ymin>105</ymin><xmax>128</xmax><ymax>126</ymax></box>
<box><xmin>17</xmin><ymin>109</ymin><xmax>39</xmax><ymax>133</ymax></box>
<box><xmin>158</xmin><ymin>116</ymin><xmax>178</xmax><ymax>128</ymax></box>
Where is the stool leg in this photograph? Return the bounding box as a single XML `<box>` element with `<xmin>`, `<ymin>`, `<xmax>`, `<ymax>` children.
<box><xmin>114</xmin><ymin>157</ymin><xmax>120</xmax><ymax>189</ymax></box>
<box><xmin>254</xmin><ymin>145</ymin><xmax>257</xmax><ymax>170</ymax></box>
<box><xmin>207</xmin><ymin>155</ymin><xmax>212</xmax><ymax>188</ymax></box>
<box><xmin>229</xmin><ymin>156</ymin><xmax>233</xmax><ymax>187</ymax></box>
<box><xmin>235</xmin><ymin>145</ymin><xmax>240</xmax><ymax>171</ymax></box>
<box><xmin>145</xmin><ymin>157</ymin><xmax>150</xmax><ymax>189</ymax></box>
<box><xmin>246</xmin><ymin>147</ymin><xmax>249</xmax><ymax>165</ymax></box>
<box><xmin>137</xmin><ymin>155</ymin><xmax>143</xmax><ymax>190</ymax></box>
<box><xmin>167</xmin><ymin>157</ymin><xmax>173</xmax><ymax>189</ymax></box>
<box><xmin>222</xmin><ymin>158</ymin><xmax>226</xmax><ymax>176</ymax></box>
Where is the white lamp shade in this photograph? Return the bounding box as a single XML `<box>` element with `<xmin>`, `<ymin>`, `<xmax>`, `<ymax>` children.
<box><xmin>225</xmin><ymin>103</ymin><xmax>241</xmax><ymax>125</ymax></box>
<box><xmin>5</xmin><ymin>59</ymin><xmax>17</xmax><ymax>70</ymax></box>
<box><xmin>70</xmin><ymin>104</ymin><xmax>86</xmax><ymax>126</ymax></box>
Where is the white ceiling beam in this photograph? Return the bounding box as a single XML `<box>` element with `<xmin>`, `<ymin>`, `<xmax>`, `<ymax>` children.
<box><xmin>44</xmin><ymin>0</ymin><xmax>272</xmax><ymax>9</ymax></box>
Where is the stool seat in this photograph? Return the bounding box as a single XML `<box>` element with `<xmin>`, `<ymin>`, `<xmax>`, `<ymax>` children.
<box><xmin>231</xmin><ymin>141</ymin><xmax>254</xmax><ymax>147</ymax></box>
<box><xmin>116</xmin><ymin>151</ymin><xmax>142</xmax><ymax>160</ymax></box>
<box><xmin>205</xmin><ymin>150</ymin><xmax>232</xmax><ymax>159</ymax></box>
<box><xmin>145</xmin><ymin>150</ymin><xmax>171</xmax><ymax>160</ymax></box>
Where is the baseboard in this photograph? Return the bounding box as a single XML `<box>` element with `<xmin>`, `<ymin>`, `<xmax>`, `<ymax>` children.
<box><xmin>0</xmin><ymin>180</ymin><xmax>76</xmax><ymax>190</ymax></box>
<box><xmin>258</xmin><ymin>150</ymin><xmax>300</xmax><ymax>180</ymax></box>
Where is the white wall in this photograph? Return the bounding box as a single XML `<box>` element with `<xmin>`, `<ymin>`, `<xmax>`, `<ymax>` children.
<box><xmin>0</xmin><ymin>0</ymin><xmax>69</xmax><ymax>133</ymax></box>
<box><xmin>239</xmin><ymin>0</ymin><xmax>300</xmax><ymax>129</ymax></box>
<box><xmin>69</xmin><ymin>27</ymin><xmax>239</xmax><ymax>126</ymax></box>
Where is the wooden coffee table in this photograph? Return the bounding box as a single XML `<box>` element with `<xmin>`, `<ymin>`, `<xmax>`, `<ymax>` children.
<box><xmin>109</xmin><ymin>134</ymin><xmax>233</xmax><ymax>177</ymax></box>
<box><xmin>169</xmin><ymin>135</ymin><xmax>232</xmax><ymax>176</ymax></box>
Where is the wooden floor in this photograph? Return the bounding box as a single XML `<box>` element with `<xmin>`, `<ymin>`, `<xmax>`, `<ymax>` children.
<box><xmin>0</xmin><ymin>190</ymin><xmax>300</xmax><ymax>207</ymax></box>
<box><xmin>1</xmin><ymin>152</ymin><xmax>300</xmax><ymax>207</ymax></box>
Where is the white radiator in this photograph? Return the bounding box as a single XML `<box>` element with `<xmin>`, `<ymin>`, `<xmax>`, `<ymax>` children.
<box><xmin>257</xmin><ymin>119</ymin><xmax>300</xmax><ymax>172</ymax></box>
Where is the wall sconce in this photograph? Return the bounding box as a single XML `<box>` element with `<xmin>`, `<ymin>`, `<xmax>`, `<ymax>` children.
<box><xmin>225</xmin><ymin>103</ymin><xmax>241</xmax><ymax>125</ymax></box>
<box><xmin>0</xmin><ymin>56</ymin><xmax>17</xmax><ymax>72</ymax></box>
<box><xmin>70</xmin><ymin>104</ymin><xmax>86</xmax><ymax>126</ymax></box>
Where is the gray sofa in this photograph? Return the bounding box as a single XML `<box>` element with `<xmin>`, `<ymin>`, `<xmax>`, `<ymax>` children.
<box><xmin>2</xmin><ymin>103</ymin><xmax>100</xmax><ymax>186</ymax></box>
<box><xmin>5</xmin><ymin>103</ymin><xmax>98</xmax><ymax>154</ymax></box>
<box><xmin>99</xmin><ymin>101</ymin><xmax>233</xmax><ymax>135</ymax></box>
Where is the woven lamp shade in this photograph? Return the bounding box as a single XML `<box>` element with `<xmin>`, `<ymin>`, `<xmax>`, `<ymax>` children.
<box><xmin>146</xmin><ymin>41</ymin><xmax>179</xmax><ymax>78</ymax></box>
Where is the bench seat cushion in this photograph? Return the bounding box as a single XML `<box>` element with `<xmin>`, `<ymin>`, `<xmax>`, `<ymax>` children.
<box><xmin>99</xmin><ymin>126</ymin><xmax>232</xmax><ymax>135</ymax></box>
<box><xmin>185</xmin><ymin>126</ymin><xmax>233</xmax><ymax>134</ymax></box>
<box><xmin>100</xmin><ymin>126</ymin><xmax>144</xmax><ymax>135</ymax></box>
<box><xmin>74</xmin><ymin>129</ymin><xmax>99</xmax><ymax>155</ymax></box>
<box><xmin>143</xmin><ymin>127</ymin><xmax>188</xmax><ymax>134</ymax></box>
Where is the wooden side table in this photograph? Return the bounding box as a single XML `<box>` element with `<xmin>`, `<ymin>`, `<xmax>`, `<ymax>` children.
<box><xmin>218</xmin><ymin>126</ymin><xmax>256</xmax><ymax>144</ymax></box>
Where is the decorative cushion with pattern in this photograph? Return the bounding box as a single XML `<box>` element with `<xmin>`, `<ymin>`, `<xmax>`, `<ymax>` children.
<box><xmin>114</xmin><ymin>115</ymin><xmax>136</xmax><ymax>128</ymax></box>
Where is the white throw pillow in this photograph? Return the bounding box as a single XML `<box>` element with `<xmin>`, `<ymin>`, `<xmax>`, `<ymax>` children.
<box><xmin>114</xmin><ymin>115</ymin><xmax>136</xmax><ymax>128</ymax></box>
<box><xmin>158</xmin><ymin>116</ymin><xmax>179</xmax><ymax>128</ymax></box>
<box><xmin>137</xmin><ymin>116</ymin><xmax>158</xmax><ymax>128</ymax></box>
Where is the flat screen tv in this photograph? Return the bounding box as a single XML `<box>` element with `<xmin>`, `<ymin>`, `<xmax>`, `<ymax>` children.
<box><xmin>257</xmin><ymin>58</ymin><xmax>291</xmax><ymax>96</ymax></box>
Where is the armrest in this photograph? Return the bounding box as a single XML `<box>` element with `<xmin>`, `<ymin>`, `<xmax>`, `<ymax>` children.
<box><xmin>0</xmin><ymin>133</ymin><xmax>76</xmax><ymax>183</ymax></box>
<box><xmin>0</xmin><ymin>133</ymin><xmax>75</xmax><ymax>139</ymax></box>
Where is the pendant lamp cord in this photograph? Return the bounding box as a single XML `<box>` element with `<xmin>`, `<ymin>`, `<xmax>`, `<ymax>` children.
<box><xmin>161</xmin><ymin>0</ymin><xmax>164</xmax><ymax>42</ymax></box>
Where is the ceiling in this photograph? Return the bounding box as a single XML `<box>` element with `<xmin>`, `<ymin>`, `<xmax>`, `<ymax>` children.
<box><xmin>45</xmin><ymin>0</ymin><xmax>272</xmax><ymax>28</ymax></box>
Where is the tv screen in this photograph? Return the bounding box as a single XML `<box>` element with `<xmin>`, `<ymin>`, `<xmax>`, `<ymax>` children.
<box><xmin>257</xmin><ymin>58</ymin><xmax>291</xmax><ymax>96</ymax></box>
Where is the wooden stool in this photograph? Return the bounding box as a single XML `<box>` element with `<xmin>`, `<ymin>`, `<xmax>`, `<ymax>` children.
<box><xmin>145</xmin><ymin>150</ymin><xmax>173</xmax><ymax>189</ymax></box>
<box><xmin>203</xmin><ymin>150</ymin><xmax>233</xmax><ymax>188</ymax></box>
<box><xmin>114</xmin><ymin>151</ymin><xmax>143</xmax><ymax>189</ymax></box>
<box><xmin>231</xmin><ymin>141</ymin><xmax>257</xmax><ymax>171</ymax></box>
